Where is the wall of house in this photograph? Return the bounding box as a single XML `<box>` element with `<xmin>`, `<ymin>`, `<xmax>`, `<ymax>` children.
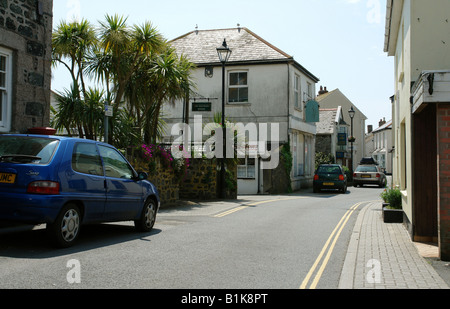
<box><xmin>0</xmin><ymin>0</ymin><xmax>53</xmax><ymax>133</ymax></box>
<box><xmin>391</xmin><ymin>0</ymin><xmax>413</xmax><ymax>221</ymax></box>
<box><xmin>437</xmin><ymin>103</ymin><xmax>450</xmax><ymax>260</ymax></box>
<box><xmin>316</xmin><ymin>90</ymin><xmax>366</xmax><ymax>170</ymax></box>
<box><xmin>391</xmin><ymin>0</ymin><xmax>450</xmax><ymax>222</ymax></box>
<box><xmin>162</xmin><ymin>63</ymin><xmax>290</xmax><ymax>143</ymax></box>
<box><xmin>162</xmin><ymin>61</ymin><xmax>318</xmax><ymax>193</ymax></box>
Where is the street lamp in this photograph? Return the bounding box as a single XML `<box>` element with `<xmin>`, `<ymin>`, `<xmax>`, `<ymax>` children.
<box><xmin>217</xmin><ymin>39</ymin><xmax>232</xmax><ymax>199</ymax></box>
<box><xmin>348</xmin><ymin>106</ymin><xmax>356</xmax><ymax>172</ymax></box>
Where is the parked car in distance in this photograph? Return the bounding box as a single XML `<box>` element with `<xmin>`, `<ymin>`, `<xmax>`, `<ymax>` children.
<box><xmin>0</xmin><ymin>134</ymin><xmax>160</xmax><ymax>248</ymax></box>
<box><xmin>353</xmin><ymin>164</ymin><xmax>387</xmax><ymax>188</ymax></box>
<box><xmin>359</xmin><ymin>157</ymin><xmax>378</xmax><ymax>165</ymax></box>
<box><xmin>313</xmin><ymin>164</ymin><xmax>347</xmax><ymax>193</ymax></box>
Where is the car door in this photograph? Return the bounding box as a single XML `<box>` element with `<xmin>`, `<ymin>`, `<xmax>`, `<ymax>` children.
<box><xmin>98</xmin><ymin>145</ymin><xmax>143</xmax><ymax>221</ymax></box>
<box><xmin>69</xmin><ymin>142</ymin><xmax>106</xmax><ymax>221</ymax></box>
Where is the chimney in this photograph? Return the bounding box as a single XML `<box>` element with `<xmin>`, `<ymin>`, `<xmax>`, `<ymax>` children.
<box><xmin>318</xmin><ymin>86</ymin><xmax>328</xmax><ymax>96</ymax></box>
<box><xmin>368</xmin><ymin>125</ymin><xmax>373</xmax><ymax>134</ymax></box>
<box><xmin>379</xmin><ymin>118</ymin><xmax>386</xmax><ymax>127</ymax></box>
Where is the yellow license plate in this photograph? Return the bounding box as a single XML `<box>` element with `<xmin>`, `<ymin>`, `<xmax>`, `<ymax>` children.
<box><xmin>361</xmin><ymin>175</ymin><xmax>371</xmax><ymax>178</ymax></box>
<box><xmin>324</xmin><ymin>182</ymin><xmax>334</xmax><ymax>186</ymax></box>
<box><xmin>0</xmin><ymin>173</ymin><xmax>16</xmax><ymax>184</ymax></box>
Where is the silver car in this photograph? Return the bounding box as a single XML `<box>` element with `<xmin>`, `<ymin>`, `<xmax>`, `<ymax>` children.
<box><xmin>353</xmin><ymin>165</ymin><xmax>387</xmax><ymax>188</ymax></box>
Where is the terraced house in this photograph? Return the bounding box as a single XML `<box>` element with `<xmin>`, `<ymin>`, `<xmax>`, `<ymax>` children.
<box><xmin>163</xmin><ymin>27</ymin><xmax>320</xmax><ymax>195</ymax></box>
<box><xmin>384</xmin><ymin>0</ymin><xmax>450</xmax><ymax>260</ymax></box>
<box><xmin>0</xmin><ymin>0</ymin><xmax>53</xmax><ymax>134</ymax></box>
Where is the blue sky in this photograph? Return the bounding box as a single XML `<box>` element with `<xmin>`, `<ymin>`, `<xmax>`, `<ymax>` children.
<box><xmin>52</xmin><ymin>0</ymin><xmax>394</xmax><ymax>130</ymax></box>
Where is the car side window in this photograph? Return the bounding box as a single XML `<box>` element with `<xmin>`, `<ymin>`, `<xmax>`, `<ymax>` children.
<box><xmin>72</xmin><ymin>143</ymin><xmax>103</xmax><ymax>176</ymax></box>
<box><xmin>98</xmin><ymin>145</ymin><xmax>135</xmax><ymax>179</ymax></box>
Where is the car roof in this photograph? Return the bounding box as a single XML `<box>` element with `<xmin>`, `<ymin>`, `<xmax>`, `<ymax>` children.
<box><xmin>1</xmin><ymin>134</ymin><xmax>111</xmax><ymax>146</ymax></box>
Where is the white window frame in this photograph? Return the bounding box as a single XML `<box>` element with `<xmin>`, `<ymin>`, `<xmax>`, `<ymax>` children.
<box><xmin>0</xmin><ymin>47</ymin><xmax>13</xmax><ymax>133</ymax></box>
<box><xmin>294</xmin><ymin>74</ymin><xmax>301</xmax><ymax>110</ymax></box>
<box><xmin>237</xmin><ymin>156</ymin><xmax>256</xmax><ymax>179</ymax></box>
<box><xmin>228</xmin><ymin>71</ymin><xmax>249</xmax><ymax>104</ymax></box>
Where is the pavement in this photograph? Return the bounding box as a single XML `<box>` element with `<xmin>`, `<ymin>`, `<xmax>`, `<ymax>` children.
<box><xmin>339</xmin><ymin>201</ymin><xmax>450</xmax><ymax>289</ymax></box>
<box><xmin>1</xmin><ymin>197</ymin><xmax>450</xmax><ymax>289</ymax></box>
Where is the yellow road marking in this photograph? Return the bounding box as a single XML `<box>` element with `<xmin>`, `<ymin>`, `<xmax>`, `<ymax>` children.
<box><xmin>299</xmin><ymin>202</ymin><xmax>363</xmax><ymax>289</ymax></box>
<box><xmin>213</xmin><ymin>197</ymin><xmax>306</xmax><ymax>218</ymax></box>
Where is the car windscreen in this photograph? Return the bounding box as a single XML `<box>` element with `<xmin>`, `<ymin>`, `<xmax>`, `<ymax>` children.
<box><xmin>356</xmin><ymin>166</ymin><xmax>377</xmax><ymax>172</ymax></box>
<box><xmin>0</xmin><ymin>136</ymin><xmax>59</xmax><ymax>164</ymax></box>
<box><xmin>317</xmin><ymin>166</ymin><xmax>341</xmax><ymax>174</ymax></box>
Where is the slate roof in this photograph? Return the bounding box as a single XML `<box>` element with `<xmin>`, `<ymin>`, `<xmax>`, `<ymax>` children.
<box><xmin>372</xmin><ymin>120</ymin><xmax>392</xmax><ymax>133</ymax></box>
<box><xmin>317</xmin><ymin>108</ymin><xmax>338</xmax><ymax>135</ymax></box>
<box><xmin>169</xmin><ymin>27</ymin><xmax>319</xmax><ymax>82</ymax></box>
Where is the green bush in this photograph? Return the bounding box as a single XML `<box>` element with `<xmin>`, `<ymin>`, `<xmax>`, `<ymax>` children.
<box><xmin>381</xmin><ymin>187</ymin><xmax>402</xmax><ymax>209</ymax></box>
<box><xmin>315</xmin><ymin>152</ymin><xmax>335</xmax><ymax>170</ymax></box>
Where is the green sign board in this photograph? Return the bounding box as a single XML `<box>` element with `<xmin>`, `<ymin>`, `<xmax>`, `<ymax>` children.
<box><xmin>305</xmin><ymin>100</ymin><xmax>319</xmax><ymax>123</ymax></box>
<box><xmin>192</xmin><ymin>102</ymin><xmax>212</xmax><ymax>112</ymax></box>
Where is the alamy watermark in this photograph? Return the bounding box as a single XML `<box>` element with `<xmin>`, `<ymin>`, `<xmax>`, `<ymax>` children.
<box><xmin>67</xmin><ymin>259</ymin><xmax>81</xmax><ymax>284</ymax></box>
<box><xmin>366</xmin><ymin>259</ymin><xmax>382</xmax><ymax>284</ymax></box>
<box><xmin>170</xmin><ymin>115</ymin><xmax>281</xmax><ymax>170</ymax></box>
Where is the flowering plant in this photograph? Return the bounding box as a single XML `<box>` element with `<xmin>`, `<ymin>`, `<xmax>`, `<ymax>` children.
<box><xmin>142</xmin><ymin>144</ymin><xmax>190</xmax><ymax>180</ymax></box>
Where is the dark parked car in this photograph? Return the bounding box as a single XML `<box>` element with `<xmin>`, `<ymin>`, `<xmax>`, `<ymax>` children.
<box><xmin>353</xmin><ymin>164</ymin><xmax>387</xmax><ymax>188</ymax></box>
<box><xmin>359</xmin><ymin>157</ymin><xmax>378</xmax><ymax>165</ymax></box>
<box><xmin>0</xmin><ymin>134</ymin><xmax>160</xmax><ymax>248</ymax></box>
<box><xmin>313</xmin><ymin>164</ymin><xmax>347</xmax><ymax>193</ymax></box>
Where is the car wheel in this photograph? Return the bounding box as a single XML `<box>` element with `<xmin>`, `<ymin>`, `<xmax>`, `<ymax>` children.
<box><xmin>135</xmin><ymin>199</ymin><xmax>157</xmax><ymax>232</ymax></box>
<box><xmin>47</xmin><ymin>203</ymin><xmax>81</xmax><ymax>248</ymax></box>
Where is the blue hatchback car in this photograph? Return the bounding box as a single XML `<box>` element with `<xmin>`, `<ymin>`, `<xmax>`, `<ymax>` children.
<box><xmin>0</xmin><ymin>134</ymin><xmax>160</xmax><ymax>248</ymax></box>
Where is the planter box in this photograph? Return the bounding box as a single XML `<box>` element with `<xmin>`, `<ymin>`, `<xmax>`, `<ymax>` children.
<box><xmin>383</xmin><ymin>206</ymin><xmax>403</xmax><ymax>223</ymax></box>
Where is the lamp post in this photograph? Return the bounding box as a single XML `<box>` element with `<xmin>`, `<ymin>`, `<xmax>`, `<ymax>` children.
<box><xmin>348</xmin><ymin>106</ymin><xmax>356</xmax><ymax>173</ymax></box>
<box><xmin>217</xmin><ymin>39</ymin><xmax>232</xmax><ymax>198</ymax></box>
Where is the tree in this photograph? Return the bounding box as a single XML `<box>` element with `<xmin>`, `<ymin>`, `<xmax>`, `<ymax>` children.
<box><xmin>53</xmin><ymin>15</ymin><xmax>195</xmax><ymax>147</ymax></box>
<box><xmin>52</xmin><ymin>19</ymin><xmax>97</xmax><ymax>138</ymax></box>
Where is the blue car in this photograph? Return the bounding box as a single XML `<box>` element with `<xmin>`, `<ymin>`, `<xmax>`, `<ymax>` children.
<box><xmin>0</xmin><ymin>134</ymin><xmax>160</xmax><ymax>248</ymax></box>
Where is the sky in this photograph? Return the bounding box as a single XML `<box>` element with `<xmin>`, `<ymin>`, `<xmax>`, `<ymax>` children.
<box><xmin>51</xmin><ymin>0</ymin><xmax>394</xmax><ymax>130</ymax></box>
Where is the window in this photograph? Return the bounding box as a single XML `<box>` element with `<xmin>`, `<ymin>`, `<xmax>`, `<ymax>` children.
<box><xmin>237</xmin><ymin>157</ymin><xmax>256</xmax><ymax>179</ymax></box>
<box><xmin>99</xmin><ymin>145</ymin><xmax>135</xmax><ymax>179</ymax></box>
<box><xmin>292</xmin><ymin>132</ymin><xmax>305</xmax><ymax>177</ymax></box>
<box><xmin>294</xmin><ymin>75</ymin><xmax>301</xmax><ymax>109</ymax></box>
<box><xmin>72</xmin><ymin>143</ymin><xmax>103</xmax><ymax>176</ymax></box>
<box><xmin>304</xmin><ymin>82</ymin><xmax>312</xmax><ymax>102</ymax></box>
<box><xmin>0</xmin><ymin>48</ymin><xmax>12</xmax><ymax>132</ymax></box>
<box><xmin>229</xmin><ymin>72</ymin><xmax>248</xmax><ymax>103</ymax></box>
<box><xmin>0</xmin><ymin>136</ymin><xmax>59</xmax><ymax>165</ymax></box>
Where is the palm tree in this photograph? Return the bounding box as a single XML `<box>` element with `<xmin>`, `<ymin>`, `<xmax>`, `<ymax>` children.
<box><xmin>52</xmin><ymin>19</ymin><xmax>97</xmax><ymax>138</ymax></box>
<box><xmin>143</xmin><ymin>47</ymin><xmax>195</xmax><ymax>143</ymax></box>
<box><xmin>53</xmin><ymin>14</ymin><xmax>195</xmax><ymax>147</ymax></box>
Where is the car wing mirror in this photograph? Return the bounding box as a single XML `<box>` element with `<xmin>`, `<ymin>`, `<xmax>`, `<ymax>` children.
<box><xmin>137</xmin><ymin>172</ymin><xmax>148</xmax><ymax>181</ymax></box>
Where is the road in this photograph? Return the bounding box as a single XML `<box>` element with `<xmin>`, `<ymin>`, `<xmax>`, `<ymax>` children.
<box><xmin>0</xmin><ymin>185</ymin><xmax>384</xmax><ymax>290</ymax></box>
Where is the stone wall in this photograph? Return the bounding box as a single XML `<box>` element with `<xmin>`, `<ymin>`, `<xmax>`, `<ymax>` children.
<box><xmin>316</xmin><ymin>135</ymin><xmax>332</xmax><ymax>154</ymax></box>
<box><xmin>179</xmin><ymin>159</ymin><xmax>218</xmax><ymax>200</ymax></box>
<box><xmin>134</xmin><ymin>157</ymin><xmax>237</xmax><ymax>207</ymax></box>
<box><xmin>0</xmin><ymin>0</ymin><xmax>53</xmax><ymax>133</ymax></box>
<box><xmin>134</xmin><ymin>159</ymin><xmax>180</xmax><ymax>207</ymax></box>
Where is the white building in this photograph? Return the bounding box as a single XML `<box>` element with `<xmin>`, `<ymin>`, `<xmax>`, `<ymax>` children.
<box><xmin>368</xmin><ymin>119</ymin><xmax>393</xmax><ymax>174</ymax></box>
<box><xmin>162</xmin><ymin>27</ymin><xmax>320</xmax><ymax>194</ymax></box>
<box><xmin>384</xmin><ymin>0</ymin><xmax>450</xmax><ymax>259</ymax></box>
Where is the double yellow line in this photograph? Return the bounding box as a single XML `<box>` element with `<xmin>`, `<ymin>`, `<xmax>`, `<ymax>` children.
<box><xmin>299</xmin><ymin>202</ymin><xmax>364</xmax><ymax>289</ymax></box>
<box><xmin>213</xmin><ymin>197</ymin><xmax>306</xmax><ymax>218</ymax></box>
